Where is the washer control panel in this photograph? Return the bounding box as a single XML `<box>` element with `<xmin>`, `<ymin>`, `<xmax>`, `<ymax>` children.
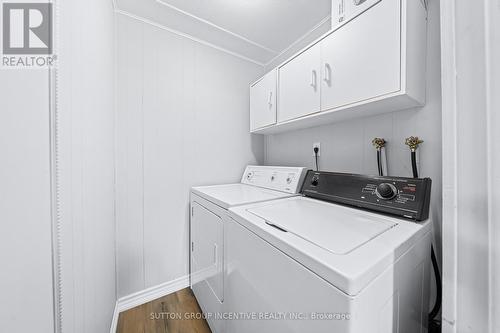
<box><xmin>302</xmin><ymin>171</ymin><xmax>432</xmax><ymax>221</ymax></box>
<box><xmin>241</xmin><ymin>166</ymin><xmax>309</xmax><ymax>194</ymax></box>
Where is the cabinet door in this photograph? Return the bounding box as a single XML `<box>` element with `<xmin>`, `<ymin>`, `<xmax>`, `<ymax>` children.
<box><xmin>321</xmin><ymin>0</ymin><xmax>401</xmax><ymax>111</ymax></box>
<box><xmin>278</xmin><ymin>43</ymin><xmax>321</xmax><ymax>122</ymax></box>
<box><xmin>191</xmin><ymin>202</ymin><xmax>223</xmax><ymax>302</ymax></box>
<box><xmin>250</xmin><ymin>70</ymin><xmax>276</xmax><ymax>131</ymax></box>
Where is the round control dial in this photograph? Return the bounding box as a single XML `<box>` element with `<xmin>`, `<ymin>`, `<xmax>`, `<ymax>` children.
<box><xmin>311</xmin><ymin>175</ymin><xmax>319</xmax><ymax>186</ymax></box>
<box><xmin>375</xmin><ymin>183</ymin><xmax>397</xmax><ymax>200</ymax></box>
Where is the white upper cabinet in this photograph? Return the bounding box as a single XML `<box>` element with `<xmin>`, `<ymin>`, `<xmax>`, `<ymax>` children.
<box><xmin>321</xmin><ymin>0</ymin><xmax>400</xmax><ymax>110</ymax></box>
<box><xmin>331</xmin><ymin>0</ymin><xmax>382</xmax><ymax>30</ymax></box>
<box><xmin>250</xmin><ymin>0</ymin><xmax>428</xmax><ymax>134</ymax></box>
<box><xmin>278</xmin><ymin>43</ymin><xmax>321</xmax><ymax>122</ymax></box>
<box><xmin>250</xmin><ymin>70</ymin><xmax>277</xmax><ymax>131</ymax></box>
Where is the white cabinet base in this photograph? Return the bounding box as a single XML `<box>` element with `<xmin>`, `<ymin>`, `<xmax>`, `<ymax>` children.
<box><xmin>253</xmin><ymin>92</ymin><xmax>422</xmax><ymax>134</ymax></box>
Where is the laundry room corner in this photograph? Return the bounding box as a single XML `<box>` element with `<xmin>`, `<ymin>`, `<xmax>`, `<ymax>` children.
<box><xmin>264</xmin><ymin>0</ymin><xmax>442</xmax><ymax>280</ymax></box>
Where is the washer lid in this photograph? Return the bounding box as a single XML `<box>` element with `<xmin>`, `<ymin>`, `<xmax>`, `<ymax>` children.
<box><xmin>248</xmin><ymin>198</ymin><xmax>397</xmax><ymax>254</ymax></box>
<box><xmin>230</xmin><ymin>197</ymin><xmax>431</xmax><ymax>296</ymax></box>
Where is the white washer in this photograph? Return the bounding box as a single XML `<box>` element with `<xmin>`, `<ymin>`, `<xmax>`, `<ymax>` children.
<box><xmin>226</xmin><ymin>171</ymin><xmax>433</xmax><ymax>333</ymax></box>
<box><xmin>190</xmin><ymin>165</ymin><xmax>308</xmax><ymax>333</ymax></box>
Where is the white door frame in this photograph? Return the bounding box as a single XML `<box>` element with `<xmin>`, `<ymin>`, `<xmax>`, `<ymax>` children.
<box><xmin>440</xmin><ymin>1</ymin><xmax>500</xmax><ymax>332</ymax></box>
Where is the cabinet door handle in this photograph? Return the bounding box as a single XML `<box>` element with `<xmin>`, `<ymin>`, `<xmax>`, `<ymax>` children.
<box><xmin>268</xmin><ymin>91</ymin><xmax>273</xmax><ymax>107</ymax></box>
<box><xmin>324</xmin><ymin>63</ymin><xmax>332</xmax><ymax>84</ymax></box>
<box><xmin>310</xmin><ymin>70</ymin><xmax>317</xmax><ymax>89</ymax></box>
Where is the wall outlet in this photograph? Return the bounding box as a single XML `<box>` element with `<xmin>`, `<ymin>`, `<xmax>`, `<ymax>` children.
<box><xmin>312</xmin><ymin>142</ymin><xmax>321</xmax><ymax>156</ymax></box>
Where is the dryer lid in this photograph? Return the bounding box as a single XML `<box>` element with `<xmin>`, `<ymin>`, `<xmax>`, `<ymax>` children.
<box><xmin>247</xmin><ymin>198</ymin><xmax>397</xmax><ymax>254</ymax></box>
<box><xmin>192</xmin><ymin>184</ymin><xmax>293</xmax><ymax>209</ymax></box>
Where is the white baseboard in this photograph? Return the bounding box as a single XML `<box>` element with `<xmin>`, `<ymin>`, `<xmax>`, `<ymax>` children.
<box><xmin>109</xmin><ymin>275</ymin><xmax>190</xmax><ymax>333</ymax></box>
<box><xmin>109</xmin><ymin>301</ymin><xmax>120</xmax><ymax>333</ymax></box>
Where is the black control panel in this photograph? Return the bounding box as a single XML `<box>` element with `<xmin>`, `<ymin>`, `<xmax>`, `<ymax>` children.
<box><xmin>301</xmin><ymin>171</ymin><xmax>432</xmax><ymax>221</ymax></box>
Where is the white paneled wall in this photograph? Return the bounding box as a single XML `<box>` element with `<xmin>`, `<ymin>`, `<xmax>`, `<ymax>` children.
<box><xmin>0</xmin><ymin>0</ymin><xmax>117</xmax><ymax>332</ymax></box>
<box><xmin>116</xmin><ymin>13</ymin><xmax>264</xmax><ymax>297</ymax></box>
<box><xmin>0</xmin><ymin>71</ymin><xmax>54</xmax><ymax>333</ymax></box>
<box><xmin>57</xmin><ymin>0</ymin><xmax>117</xmax><ymax>332</ymax></box>
<box><xmin>265</xmin><ymin>0</ymin><xmax>442</xmax><ymax>258</ymax></box>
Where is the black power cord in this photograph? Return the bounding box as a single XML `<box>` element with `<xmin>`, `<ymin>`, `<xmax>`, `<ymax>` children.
<box><xmin>411</xmin><ymin>151</ymin><xmax>419</xmax><ymax>179</ymax></box>
<box><xmin>377</xmin><ymin>150</ymin><xmax>383</xmax><ymax>176</ymax></box>
<box><xmin>429</xmin><ymin>246</ymin><xmax>442</xmax><ymax>327</ymax></box>
<box><xmin>406</xmin><ymin>137</ymin><xmax>442</xmax><ymax>332</ymax></box>
<box><xmin>314</xmin><ymin>147</ymin><xmax>319</xmax><ymax>171</ymax></box>
<box><xmin>372</xmin><ymin>138</ymin><xmax>386</xmax><ymax>177</ymax></box>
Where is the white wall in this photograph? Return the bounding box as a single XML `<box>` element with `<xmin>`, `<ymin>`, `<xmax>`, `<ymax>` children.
<box><xmin>440</xmin><ymin>0</ymin><xmax>500</xmax><ymax>332</ymax></box>
<box><xmin>488</xmin><ymin>1</ymin><xmax>500</xmax><ymax>330</ymax></box>
<box><xmin>265</xmin><ymin>0</ymin><xmax>442</xmax><ymax>294</ymax></box>
<box><xmin>115</xmin><ymin>13</ymin><xmax>264</xmax><ymax>298</ymax></box>
<box><xmin>56</xmin><ymin>0</ymin><xmax>116</xmax><ymax>332</ymax></box>
<box><xmin>0</xmin><ymin>70</ymin><xmax>55</xmax><ymax>332</ymax></box>
<box><xmin>264</xmin><ymin>17</ymin><xmax>331</xmax><ymax>70</ymax></box>
<box><xmin>0</xmin><ymin>1</ymin><xmax>116</xmax><ymax>332</ymax></box>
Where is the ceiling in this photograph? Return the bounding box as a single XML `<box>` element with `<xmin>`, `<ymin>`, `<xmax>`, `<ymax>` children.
<box><xmin>114</xmin><ymin>0</ymin><xmax>332</xmax><ymax>65</ymax></box>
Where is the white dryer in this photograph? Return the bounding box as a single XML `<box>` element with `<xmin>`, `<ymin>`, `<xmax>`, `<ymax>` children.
<box><xmin>226</xmin><ymin>171</ymin><xmax>433</xmax><ymax>333</ymax></box>
<box><xmin>190</xmin><ymin>165</ymin><xmax>308</xmax><ymax>333</ymax></box>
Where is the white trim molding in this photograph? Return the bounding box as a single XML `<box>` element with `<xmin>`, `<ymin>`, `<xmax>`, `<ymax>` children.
<box><xmin>109</xmin><ymin>302</ymin><xmax>120</xmax><ymax>333</ymax></box>
<box><xmin>439</xmin><ymin>0</ymin><xmax>458</xmax><ymax>330</ymax></box>
<box><xmin>109</xmin><ymin>275</ymin><xmax>190</xmax><ymax>333</ymax></box>
<box><xmin>113</xmin><ymin>2</ymin><xmax>332</xmax><ymax>68</ymax></box>
<box><xmin>440</xmin><ymin>0</ymin><xmax>500</xmax><ymax>332</ymax></box>
<box><xmin>118</xmin><ymin>275</ymin><xmax>190</xmax><ymax>312</ymax></box>
<box><xmin>264</xmin><ymin>15</ymin><xmax>331</xmax><ymax>68</ymax></box>
<box><xmin>155</xmin><ymin>0</ymin><xmax>278</xmax><ymax>54</ymax></box>
<box><xmin>115</xmin><ymin>9</ymin><xmax>265</xmax><ymax>66</ymax></box>
<box><xmin>484</xmin><ymin>1</ymin><xmax>500</xmax><ymax>332</ymax></box>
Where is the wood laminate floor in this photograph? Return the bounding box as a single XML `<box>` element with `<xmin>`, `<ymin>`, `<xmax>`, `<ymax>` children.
<box><xmin>117</xmin><ymin>288</ymin><xmax>212</xmax><ymax>333</ymax></box>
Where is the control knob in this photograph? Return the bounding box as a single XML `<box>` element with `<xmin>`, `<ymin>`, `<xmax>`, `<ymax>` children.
<box><xmin>311</xmin><ymin>175</ymin><xmax>319</xmax><ymax>186</ymax></box>
<box><xmin>375</xmin><ymin>183</ymin><xmax>397</xmax><ymax>200</ymax></box>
